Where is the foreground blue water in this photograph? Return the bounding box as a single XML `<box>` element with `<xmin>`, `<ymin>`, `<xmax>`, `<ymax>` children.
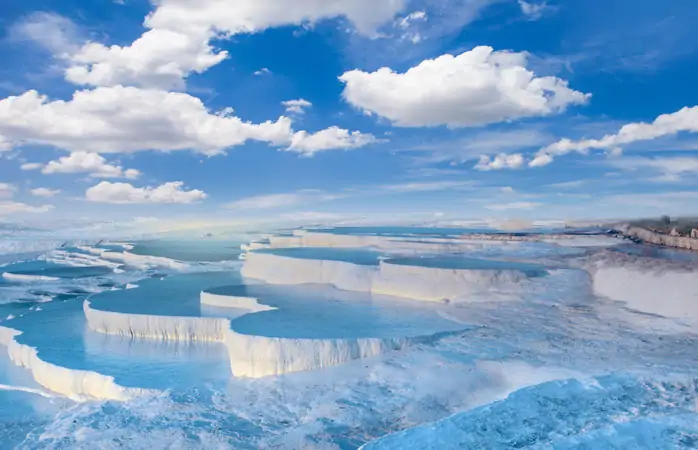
<box><xmin>0</xmin><ymin>228</ymin><xmax>696</xmax><ymax>448</ymax></box>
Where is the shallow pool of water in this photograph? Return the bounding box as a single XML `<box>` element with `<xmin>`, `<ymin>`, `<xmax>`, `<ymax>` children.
<box><xmin>209</xmin><ymin>284</ymin><xmax>466</xmax><ymax>339</ymax></box>
<box><xmin>254</xmin><ymin>247</ymin><xmax>384</xmax><ymax>266</ymax></box>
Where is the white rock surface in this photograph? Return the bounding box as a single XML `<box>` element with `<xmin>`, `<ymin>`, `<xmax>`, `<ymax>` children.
<box><xmin>83</xmin><ymin>290</ymin><xmax>448</xmax><ymax>379</ymax></box>
<box><xmin>225</xmin><ymin>329</ymin><xmax>415</xmax><ymax>378</ymax></box>
<box><xmin>241</xmin><ymin>252</ymin><xmax>374</xmax><ymax>292</ymax></box>
<box><xmin>372</xmin><ymin>261</ymin><xmax>528</xmax><ymax>302</ymax></box>
<box><xmin>242</xmin><ymin>252</ymin><xmax>537</xmax><ymax>303</ymax></box>
<box><xmin>200</xmin><ymin>291</ymin><xmax>276</xmax><ymax>312</ymax></box>
<box><xmin>84</xmin><ymin>300</ymin><xmax>229</xmax><ymax>341</ymax></box>
<box><xmin>0</xmin><ymin>325</ymin><xmax>152</xmax><ymax>401</ymax></box>
<box><xmin>591</xmin><ymin>256</ymin><xmax>698</xmax><ymax>325</ymax></box>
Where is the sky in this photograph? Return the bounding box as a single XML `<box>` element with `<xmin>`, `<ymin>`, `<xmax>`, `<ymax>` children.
<box><xmin>1</xmin><ymin>0</ymin><xmax>698</xmax><ymax>228</ymax></box>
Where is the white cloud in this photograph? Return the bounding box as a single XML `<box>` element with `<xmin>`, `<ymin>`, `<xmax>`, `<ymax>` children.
<box><xmin>42</xmin><ymin>152</ymin><xmax>140</xmax><ymax>179</ymax></box>
<box><xmin>396</xmin><ymin>11</ymin><xmax>427</xmax><ymax>29</ymax></box>
<box><xmin>0</xmin><ymin>201</ymin><xmax>54</xmax><ymax>215</ymax></box>
<box><xmin>0</xmin><ymin>183</ymin><xmax>17</xmax><ymax>199</ymax></box>
<box><xmin>394</xmin><ymin>10</ymin><xmax>427</xmax><ymax>43</ymax></box>
<box><xmin>501</xmin><ymin>186</ymin><xmax>515</xmax><ymax>193</ymax></box>
<box><xmin>9</xmin><ymin>12</ymin><xmax>80</xmax><ymax>55</ymax></box>
<box><xmin>282</xmin><ymin>99</ymin><xmax>312</xmax><ymax>114</ymax></box>
<box><xmin>547</xmin><ymin>180</ymin><xmax>588</xmax><ymax>190</ymax></box>
<box><xmin>30</xmin><ymin>187</ymin><xmax>61</xmax><ymax>198</ymax></box>
<box><xmin>518</xmin><ymin>1</ymin><xmax>549</xmax><ymax>20</ymax></box>
<box><xmin>85</xmin><ymin>181</ymin><xmax>206</xmax><ymax>204</ymax></box>
<box><xmin>339</xmin><ymin>46</ymin><xmax>589</xmax><ymax>128</ymax></box>
<box><xmin>288</xmin><ymin>127</ymin><xmax>379</xmax><ymax>156</ymax></box>
<box><xmin>20</xmin><ymin>162</ymin><xmax>43</xmax><ymax>170</ymax></box>
<box><xmin>65</xmin><ymin>28</ymin><xmax>227</xmax><ymax>90</ymax></box>
<box><xmin>607</xmin><ymin>156</ymin><xmax>698</xmax><ymax>182</ymax></box>
<box><xmin>225</xmin><ymin>190</ymin><xmax>343</xmax><ymax>210</ymax></box>
<box><xmin>533</xmin><ymin>106</ymin><xmax>698</xmax><ymax>166</ymax></box>
<box><xmin>280</xmin><ymin>211</ymin><xmax>345</xmax><ymax>222</ymax></box>
<box><xmin>406</xmin><ymin>128</ymin><xmax>552</xmax><ymax>167</ymax></box>
<box><xmin>64</xmin><ymin>0</ymin><xmax>406</xmax><ymax>88</ymax></box>
<box><xmin>0</xmin><ymin>86</ymin><xmax>289</xmax><ymax>155</ymax></box>
<box><xmin>529</xmin><ymin>153</ymin><xmax>554</xmax><ymax>167</ymax></box>
<box><xmin>607</xmin><ymin>191</ymin><xmax>698</xmax><ymax>209</ymax></box>
<box><xmin>474</xmin><ymin>153</ymin><xmax>525</xmax><ymax>171</ymax></box>
<box><xmin>226</xmin><ymin>180</ymin><xmax>476</xmax><ymax>211</ymax></box>
<box><xmin>254</xmin><ymin>68</ymin><xmax>272</xmax><ymax>76</ymax></box>
<box><xmin>485</xmin><ymin>201</ymin><xmax>541</xmax><ymax>211</ymax></box>
<box><xmin>0</xmin><ymin>86</ymin><xmax>371</xmax><ymax>156</ymax></box>
<box><xmin>379</xmin><ymin>180</ymin><xmax>474</xmax><ymax>193</ymax></box>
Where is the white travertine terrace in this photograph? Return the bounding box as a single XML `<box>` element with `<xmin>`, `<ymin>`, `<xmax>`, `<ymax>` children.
<box><xmin>264</xmin><ymin>230</ymin><xmax>507</xmax><ymax>253</ymax></box>
<box><xmin>83</xmin><ymin>288</ymin><xmax>453</xmax><ymax>379</ymax></box>
<box><xmin>200</xmin><ymin>290</ymin><xmax>277</xmax><ymax>312</ymax></box>
<box><xmin>588</xmin><ymin>252</ymin><xmax>698</xmax><ymax>324</ymax></box>
<box><xmin>241</xmin><ymin>252</ymin><xmax>538</xmax><ymax>303</ymax></box>
<box><xmin>0</xmin><ymin>325</ymin><xmax>153</xmax><ymax>401</ymax></box>
<box><xmin>224</xmin><ymin>330</ymin><xmax>415</xmax><ymax>378</ymax></box>
<box><xmin>84</xmin><ymin>300</ymin><xmax>229</xmax><ymax>341</ymax></box>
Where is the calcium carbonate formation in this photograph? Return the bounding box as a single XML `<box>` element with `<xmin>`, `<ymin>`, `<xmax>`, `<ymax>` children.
<box><xmin>241</xmin><ymin>251</ymin><xmax>538</xmax><ymax>303</ymax></box>
<box><xmin>586</xmin><ymin>251</ymin><xmax>698</xmax><ymax>325</ymax></box>
<box><xmin>83</xmin><ymin>290</ymin><xmax>455</xmax><ymax>380</ymax></box>
<box><xmin>0</xmin><ymin>325</ymin><xmax>153</xmax><ymax>402</ymax></box>
<box><xmin>7</xmin><ymin>230</ymin><xmax>677</xmax><ymax>402</ymax></box>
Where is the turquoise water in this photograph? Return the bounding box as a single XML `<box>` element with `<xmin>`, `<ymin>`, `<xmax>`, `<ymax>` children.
<box><xmin>254</xmin><ymin>247</ymin><xmax>383</xmax><ymax>265</ymax></box>
<box><xmin>90</xmin><ymin>271</ymin><xmax>241</xmax><ymax>317</ymax></box>
<box><xmin>7</xmin><ymin>295</ymin><xmax>232</xmax><ymax>392</ymax></box>
<box><xmin>385</xmin><ymin>256</ymin><xmax>549</xmax><ymax>273</ymax></box>
<box><xmin>2</xmin><ymin>261</ymin><xmax>113</xmax><ymax>279</ymax></box>
<box><xmin>208</xmin><ymin>284</ymin><xmax>466</xmax><ymax>339</ymax></box>
<box><xmin>130</xmin><ymin>239</ymin><xmax>242</xmax><ymax>262</ymax></box>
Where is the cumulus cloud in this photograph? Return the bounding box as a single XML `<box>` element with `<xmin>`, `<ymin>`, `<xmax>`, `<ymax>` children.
<box><xmin>288</xmin><ymin>127</ymin><xmax>379</xmax><ymax>156</ymax></box>
<box><xmin>30</xmin><ymin>187</ymin><xmax>61</xmax><ymax>198</ymax></box>
<box><xmin>0</xmin><ymin>86</ymin><xmax>373</xmax><ymax>156</ymax></box>
<box><xmin>339</xmin><ymin>46</ymin><xmax>589</xmax><ymax>128</ymax></box>
<box><xmin>0</xmin><ymin>86</ymin><xmax>290</xmax><ymax>155</ymax></box>
<box><xmin>85</xmin><ymin>181</ymin><xmax>206</xmax><ymax>204</ymax></box>
<box><xmin>65</xmin><ymin>28</ymin><xmax>227</xmax><ymax>90</ymax></box>
<box><xmin>532</xmin><ymin>106</ymin><xmax>698</xmax><ymax>166</ymax></box>
<box><xmin>41</xmin><ymin>152</ymin><xmax>140</xmax><ymax>179</ymax></box>
<box><xmin>254</xmin><ymin>68</ymin><xmax>272</xmax><ymax>76</ymax></box>
<box><xmin>64</xmin><ymin>0</ymin><xmax>406</xmax><ymax>88</ymax></box>
<box><xmin>282</xmin><ymin>99</ymin><xmax>312</xmax><ymax>114</ymax></box>
<box><xmin>0</xmin><ymin>183</ymin><xmax>17</xmax><ymax>199</ymax></box>
<box><xmin>474</xmin><ymin>153</ymin><xmax>525</xmax><ymax>171</ymax></box>
<box><xmin>0</xmin><ymin>201</ymin><xmax>54</xmax><ymax>215</ymax></box>
<box><xmin>225</xmin><ymin>190</ymin><xmax>344</xmax><ymax>210</ymax></box>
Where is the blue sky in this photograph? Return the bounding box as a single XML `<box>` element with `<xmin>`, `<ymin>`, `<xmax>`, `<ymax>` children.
<box><xmin>1</xmin><ymin>0</ymin><xmax>698</xmax><ymax>228</ymax></box>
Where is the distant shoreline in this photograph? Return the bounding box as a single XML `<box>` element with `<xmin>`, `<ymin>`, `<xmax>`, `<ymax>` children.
<box><xmin>620</xmin><ymin>225</ymin><xmax>698</xmax><ymax>252</ymax></box>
